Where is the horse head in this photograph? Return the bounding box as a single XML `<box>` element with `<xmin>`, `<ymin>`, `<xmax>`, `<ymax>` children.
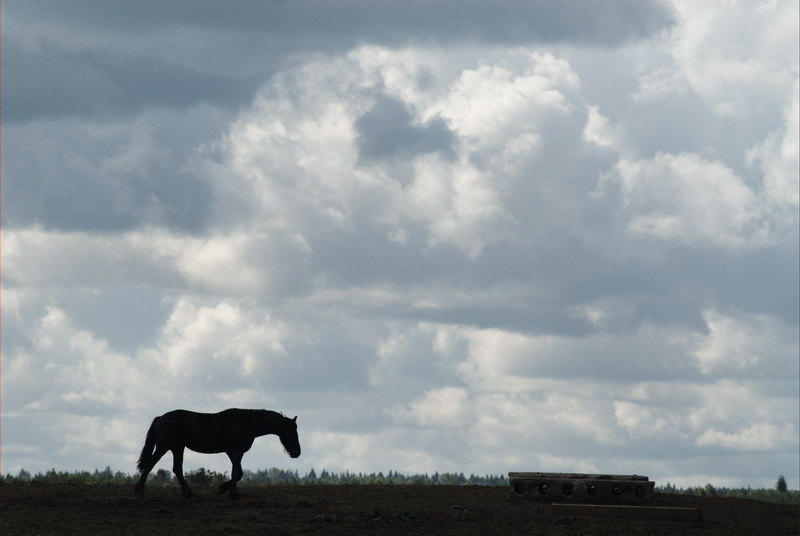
<box><xmin>279</xmin><ymin>415</ymin><xmax>301</xmax><ymax>458</ymax></box>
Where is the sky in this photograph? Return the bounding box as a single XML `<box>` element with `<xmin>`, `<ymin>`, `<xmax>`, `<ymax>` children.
<box><xmin>2</xmin><ymin>0</ymin><xmax>798</xmax><ymax>489</ymax></box>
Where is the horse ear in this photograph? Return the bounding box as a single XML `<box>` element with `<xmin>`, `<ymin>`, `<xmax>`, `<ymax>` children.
<box><xmin>292</xmin><ymin>416</ymin><xmax>297</xmax><ymax>422</ymax></box>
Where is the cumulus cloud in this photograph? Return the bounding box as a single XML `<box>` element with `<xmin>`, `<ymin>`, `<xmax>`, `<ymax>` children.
<box><xmin>3</xmin><ymin>227</ymin><xmax>310</xmax><ymax>297</ymax></box>
<box><xmin>600</xmin><ymin>152</ymin><xmax>766</xmax><ymax>248</ymax></box>
<box><xmin>4</xmin><ymin>305</ymin><xmax>152</xmax><ymax>436</ymax></box>
<box><xmin>190</xmin><ymin>47</ymin><xmax>600</xmax><ymax>258</ymax></box>
<box><xmin>138</xmin><ymin>299</ymin><xmax>287</xmax><ymax>382</ymax></box>
<box><xmin>390</xmin><ymin>387</ymin><xmax>471</xmax><ymax>428</ymax></box>
<box><xmin>746</xmin><ymin>83</ymin><xmax>800</xmax><ymax>217</ymax></box>
<box><xmin>696</xmin><ymin>423</ymin><xmax>795</xmax><ymax>452</ymax></box>
<box><xmin>636</xmin><ymin>0</ymin><xmax>798</xmax><ymax>117</ymax></box>
<box><xmin>583</xmin><ymin>105</ymin><xmax>620</xmax><ymax>149</ymax></box>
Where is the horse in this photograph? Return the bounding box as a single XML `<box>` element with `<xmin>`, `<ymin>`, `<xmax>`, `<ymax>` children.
<box><xmin>134</xmin><ymin>408</ymin><xmax>300</xmax><ymax>498</ymax></box>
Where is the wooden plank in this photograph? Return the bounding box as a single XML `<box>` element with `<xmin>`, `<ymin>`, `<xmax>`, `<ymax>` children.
<box><xmin>552</xmin><ymin>503</ymin><xmax>703</xmax><ymax>521</ymax></box>
<box><xmin>509</xmin><ymin>472</ymin><xmax>650</xmax><ymax>481</ymax></box>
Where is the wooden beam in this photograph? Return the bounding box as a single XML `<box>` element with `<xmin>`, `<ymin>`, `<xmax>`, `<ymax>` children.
<box><xmin>552</xmin><ymin>503</ymin><xmax>703</xmax><ymax>521</ymax></box>
<box><xmin>510</xmin><ymin>472</ymin><xmax>650</xmax><ymax>481</ymax></box>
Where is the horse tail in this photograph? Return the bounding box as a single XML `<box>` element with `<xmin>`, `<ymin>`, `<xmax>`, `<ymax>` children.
<box><xmin>137</xmin><ymin>417</ymin><xmax>159</xmax><ymax>473</ymax></box>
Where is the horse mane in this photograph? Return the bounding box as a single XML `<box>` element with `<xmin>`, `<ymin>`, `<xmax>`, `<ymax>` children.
<box><xmin>238</xmin><ymin>408</ymin><xmax>289</xmax><ymax>421</ymax></box>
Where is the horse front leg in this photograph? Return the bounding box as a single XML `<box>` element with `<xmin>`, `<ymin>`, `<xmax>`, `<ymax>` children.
<box><xmin>219</xmin><ymin>451</ymin><xmax>244</xmax><ymax>499</ymax></box>
<box><xmin>171</xmin><ymin>446</ymin><xmax>194</xmax><ymax>498</ymax></box>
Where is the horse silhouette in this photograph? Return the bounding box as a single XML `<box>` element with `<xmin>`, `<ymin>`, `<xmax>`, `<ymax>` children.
<box><xmin>134</xmin><ymin>408</ymin><xmax>300</xmax><ymax>498</ymax></box>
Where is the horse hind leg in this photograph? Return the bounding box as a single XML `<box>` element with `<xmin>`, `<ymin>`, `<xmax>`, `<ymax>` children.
<box><xmin>171</xmin><ymin>446</ymin><xmax>194</xmax><ymax>498</ymax></box>
<box><xmin>134</xmin><ymin>446</ymin><xmax>168</xmax><ymax>496</ymax></box>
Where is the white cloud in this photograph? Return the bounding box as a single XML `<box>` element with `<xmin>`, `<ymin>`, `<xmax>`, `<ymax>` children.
<box><xmin>471</xmin><ymin>391</ymin><xmax>622</xmax><ymax>451</ymax></box>
<box><xmin>689</xmin><ymin>310</ymin><xmax>762</xmax><ymax>375</ymax></box>
<box><xmin>685</xmin><ymin>379</ymin><xmax>799</xmax><ymax>447</ymax></box>
<box><xmin>404</xmin><ymin>155</ymin><xmax>504</xmax><ymax>257</ymax></box>
<box><xmin>390</xmin><ymin>387</ymin><xmax>471</xmax><ymax>428</ymax></box>
<box><xmin>138</xmin><ymin>298</ymin><xmax>287</xmax><ymax>382</ymax></box>
<box><xmin>746</xmin><ymin>83</ymin><xmax>800</xmax><ymax>218</ymax></box>
<box><xmin>370</xmin><ymin>328</ymin><xmax>442</xmax><ymax>388</ymax></box>
<box><xmin>431</xmin><ymin>52</ymin><xmax>578</xmax><ymax>153</ymax></box>
<box><xmin>4</xmin><ymin>305</ymin><xmax>154</xmax><ymax>418</ymax></box>
<box><xmin>696</xmin><ymin>423</ymin><xmax>796</xmax><ymax>451</ymax></box>
<box><xmin>641</xmin><ymin>0</ymin><xmax>798</xmax><ymax>117</ymax></box>
<box><xmin>171</xmin><ymin>232</ymin><xmax>310</xmax><ymax>296</ymax></box>
<box><xmin>3</xmin><ymin>228</ymin><xmax>163</xmax><ymax>288</ymax></box>
<box><xmin>686</xmin><ymin>309</ymin><xmax>799</xmax><ymax>378</ymax></box>
<box><xmin>2</xmin><ymin>227</ymin><xmax>310</xmax><ymax>297</ymax></box>
<box><xmin>435</xmin><ymin>322</ymin><xmax>698</xmax><ymax>390</ymax></box>
<box><xmin>454</xmin><ymin>327</ymin><xmax>551</xmax><ymax>392</ymax></box>
<box><xmin>583</xmin><ymin>105</ymin><xmax>619</xmax><ymax>149</ymax></box>
<box><xmin>192</xmin><ymin>47</ymin><xmax>594</xmax><ymax>258</ymax></box>
<box><xmin>614</xmin><ymin>401</ymin><xmax>686</xmax><ymax>441</ymax></box>
<box><xmin>601</xmin><ymin>152</ymin><xmax>767</xmax><ymax>247</ymax></box>
<box><xmin>307</xmin><ymin>429</ymin><xmax>441</xmax><ymax>475</ymax></box>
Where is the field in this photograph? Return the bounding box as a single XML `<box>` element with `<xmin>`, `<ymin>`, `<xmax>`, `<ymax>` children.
<box><xmin>1</xmin><ymin>483</ymin><xmax>798</xmax><ymax>536</ymax></box>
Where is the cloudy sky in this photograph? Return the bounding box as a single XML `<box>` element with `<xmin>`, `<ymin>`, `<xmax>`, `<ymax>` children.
<box><xmin>2</xmin><ymin>0</ymin><xmax>798</xmax><ymax>489</ymax></box>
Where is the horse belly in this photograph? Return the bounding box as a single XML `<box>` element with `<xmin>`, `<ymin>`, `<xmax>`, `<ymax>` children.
<box><xmin>187</xmin><ymin>443</ymin><xmax>225</xmax><ymax>454</ymax></box>
<box><xmin>184</xmin><ymin>428</ymin><xmax>252</xmax><ymax>454</ymax></box>
<box><xmin>184</xmin><ymin>432</ymin><xmax>230</xmax><ymax>454</ymax></box>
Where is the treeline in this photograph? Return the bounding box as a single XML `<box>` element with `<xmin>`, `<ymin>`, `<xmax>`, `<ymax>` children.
<box><xmin>2</xmin><ymin>468</ymin><xmax>797</xmax><ymax>504</ymax></box>
<box><xmin>244</xmin><ymin>468</ymin><xmax>508</xmax><ymax>486</ymax></box>
<box><xmin>0</xmin><ymin>466</ymin><xmax>508</xmax><ymax>487</ymax></box>
<box><xmin>657</xmin><ymin>481</ymin><xmax>800</xmax><ymax>505</ymax></box>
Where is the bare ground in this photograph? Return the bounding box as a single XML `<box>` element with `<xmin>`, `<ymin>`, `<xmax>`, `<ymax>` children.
<box><xmin>1</xmin><ymin>483</ymin><xmax>797</xmax><ymax>535</ymax></box>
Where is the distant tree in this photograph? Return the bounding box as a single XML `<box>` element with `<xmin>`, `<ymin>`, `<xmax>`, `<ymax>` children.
<box><xmin>776</xmin><ymin>475</ymin><xmax>788</xmax><ymax>493</ymax></box>
<box><xmin>186</xmin><ymin>468</ymin><xmax>212</xmax><ymax>486</ymax></box>
<box><xmin>267</xmin><ymin>467</ymin><xmax>284</xmax><ymax>482</ymax></box>
<box><xmin>93</xmin><ymin>466</ymin><xmax>114</xmax><ymax>483</ymax></box>
<box><xmin>150</xmin><ymin>469</ymin><xmax>172</xmax><ymax>485</ymax></box>
<box><xmin>185</xmin><ymin>468</ymin><xmax>226</xmax><ymax>487</ymax></box>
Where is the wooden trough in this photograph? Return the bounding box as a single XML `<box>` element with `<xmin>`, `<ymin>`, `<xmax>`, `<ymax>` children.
<box><xmin>508</xmin><ymin>472</ymin><xmax>656</xmax><ymax>505</ymax></box>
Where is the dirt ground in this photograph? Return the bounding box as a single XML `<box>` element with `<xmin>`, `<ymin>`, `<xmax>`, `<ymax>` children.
<box><xmin>1</xmin><ymin>483</ymin><xmax>797</xmax><ymax>536</ymax></box>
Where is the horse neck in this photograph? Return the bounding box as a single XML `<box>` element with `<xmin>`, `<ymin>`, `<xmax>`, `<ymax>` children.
<box><xmin>249</xmin><ymin>410</ymin><xmax>284</xmax><ymax>437</ymax></box>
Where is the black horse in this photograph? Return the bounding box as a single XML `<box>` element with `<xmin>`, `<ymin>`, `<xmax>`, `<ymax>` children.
<box><xmin>135</xmin><ymin>408</ymin><xmax>300</xmax><ymax>498</ymax></box>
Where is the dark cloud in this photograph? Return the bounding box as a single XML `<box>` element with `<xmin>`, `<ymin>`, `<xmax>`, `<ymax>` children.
<box><xmin>9</xmin><ymin>0</ymin><xmax>675</xmax><ymax>47</ymax></box>
<box><xmin>2</xmin><ymin>110</ymin><xmax>216</xmax><ymax>232</ymax></box>
<box><xmin>4</xmin><ymin>0</ymin><xmax>675</xmax><ymax>122</ymax></box>
<box><xmin>356</xmin><ymin>95</ymin><xmax>455</xmax><ymax>161</ymax></box>
<box><xmin>3</xmin><ymin>41</ymin><xmax>260</xmax><ymax>123</ymax></box>
<box><xmin>58</xmin><ymin>287</ymin><xmax>172</xmax><ymax>352</ymax></box>
<box><xmin>3</xmin><ymin>142</ymin><xmax>213</xmax><ymax>233</ymax></box>
<box><xmin>266</xmin><ymin>337</ymin><xmax>375</xmax><ymax>393</ymax></box>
